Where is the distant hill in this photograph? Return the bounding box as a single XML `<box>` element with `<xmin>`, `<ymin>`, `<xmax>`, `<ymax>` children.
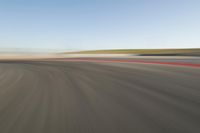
<box><xmin>62</xmin><ymin>48</ymin><xmax>200</xmax><ymax>56</ymax></box>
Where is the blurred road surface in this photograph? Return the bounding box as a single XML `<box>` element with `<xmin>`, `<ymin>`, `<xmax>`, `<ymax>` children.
<box><xmin>0</xmin><ymin>60</ymin><xmax>199</xmax><ymax>133</ymax></box>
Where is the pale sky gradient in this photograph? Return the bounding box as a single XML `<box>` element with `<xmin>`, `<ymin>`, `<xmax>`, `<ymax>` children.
<box><xmin>0</xmin><ymin>0</ymin><xmax>200</xmax><ymax>52</ymax></box>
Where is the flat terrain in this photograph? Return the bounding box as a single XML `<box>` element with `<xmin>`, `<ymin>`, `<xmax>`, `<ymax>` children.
<box><xmin>0</xmin><ymin>59</ymin><xmax>199</xmax><ymax>133</ymax></box>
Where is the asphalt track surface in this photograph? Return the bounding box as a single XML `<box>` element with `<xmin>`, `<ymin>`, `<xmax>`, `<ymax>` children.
<box><xmin>0</xmin><ymin>59</ymin><xmax>200</xmax><ymax>133</ymax></box>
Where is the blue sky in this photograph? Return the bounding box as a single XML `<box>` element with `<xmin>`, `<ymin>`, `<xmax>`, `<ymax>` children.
<box><xmin>0</xmin><ymin>0</ymin><xmax>200</xmax><ymax>52</ymax></box>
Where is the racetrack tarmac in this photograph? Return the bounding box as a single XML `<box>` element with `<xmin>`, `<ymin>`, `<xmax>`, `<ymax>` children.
<box><xmin>0</xmin><ymin>60</ymin><xmax>199</xmax><ymax>133</ymax></box>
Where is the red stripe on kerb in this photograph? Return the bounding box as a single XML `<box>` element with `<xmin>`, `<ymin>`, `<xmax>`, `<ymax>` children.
<box><xmin>63</xmin><ymin>58</ymin><xmax>200</xmax><ymax>68</ymax></box>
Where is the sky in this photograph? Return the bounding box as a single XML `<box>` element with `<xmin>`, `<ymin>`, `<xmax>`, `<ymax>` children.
<box><xmin>0</xmin><ymin>0</ymin><xmax>200</xmax><ymax>52</ymax></box>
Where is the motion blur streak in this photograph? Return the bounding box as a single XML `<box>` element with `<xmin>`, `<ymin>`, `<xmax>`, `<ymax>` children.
<box><xmin>0</xmin><ymin>61</ymin><xmax>199</xmax><ymax>133</ymax></box>
<box><xmin>63</xmin><ymin>58</ymin><xmax>200</xmax><ymax>68</ymax></box>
